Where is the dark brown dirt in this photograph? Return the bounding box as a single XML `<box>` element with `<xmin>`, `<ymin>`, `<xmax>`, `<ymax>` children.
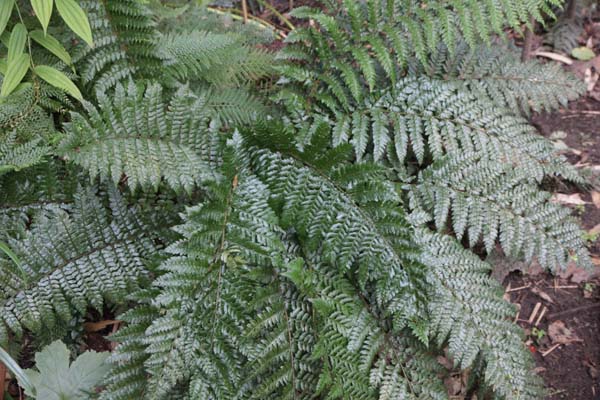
<box><xmin>506</xmin><ymin>272</ymin><xmax>600</xmax><ymax>399</ymax></box>
<box><xmin>514</xmin><ymin>94</ymin><xmax>600</xmax><ymax>399</ymax></box>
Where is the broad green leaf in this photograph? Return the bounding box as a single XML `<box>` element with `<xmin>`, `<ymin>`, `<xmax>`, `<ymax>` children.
<box><xmin>0</xmin><ymin>31</ymin><xmax>9</xmax><ymax>47</ymax></box>
<box><xmin>572</xmin><ymin>47</ymin><xmax>595</xmax><ymax>61</ymax></box>
<box><xmin>33</xmin><ymin>65</ymin><xmax>82</xmax><ymax>100</ymax></box>
<box><xmin>0</xmin><ymin>346</ymin><xmax>35</xmax><ymax>396</ymax></box>
<box><xmin>0</xmin><ymin>0</ymin><xmax>14</xmax><ymax>38</ymax></box>
<box><xmin>1</xmin><ymin>54</ymin><xmax>30</xmax><ymax>97</ymax></box>
<box><xmin>30</xmin><ymin>30</ymin><xmax>72</xmax><ymax>66</ymax></box>
<box><xmin>31</xmin><ymin>0</ymin><xmax>53</xmax><ymax>34</ymax></box>
<box><xmin>55</xmin><ymin>0</ymin><xmax>93</xmax><ymax>47</ymax></box>
<box><xmin>8</xmin><ymin>23</ymin><xmax>27</xmax><ymax>61</ymax></box>
<box><xmin>24</xmin><ymin>340</ymin><xmax>110</xmax><ymax>400</ymax></box>
<box><xmin>0</xmin><ymin>59</ymin><xmax>7</xmax><ymax>75</ymax></box>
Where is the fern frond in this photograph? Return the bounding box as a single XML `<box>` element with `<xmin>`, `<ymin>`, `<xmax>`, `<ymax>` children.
<box><xmin>0</xmin><ymin>83</ymin><xmax>56</xmax><ymax>141</ymax></box>
<box><xmin>59</xmin><ymin>82</ymin><xmax>219</xmax><ymax>193</ymax></box>
<box><xmin>280</xmin><ymin>0</ymin><xmax>560</xmax><ymax>108</ymax></box>
<box><xmin>73</xmin><ymin>0</ymin><xmax>161</xmax><ymax>95</ymax></box>
<box><xmin>158</xmin><ymin>30</ymin><xmax>274</xmax><ymax>87</ymax></box>
<box><xmin>0</xmin><ymin>161</ymin><xmax>77</xmax><ymax>241</ymax></box>
<box><xmin>241</xmin><ymin>125</ymin><xmax>422</xmax><ymax>328</ymax></box>
<box><xmin>419</xmin><ymin>230</ymin><xmax>545</xmax><ymax>399</ymax></box>
<box><xmin>409</xmin><ymin>153</ymin><xmax>591</xmax><ymax>271</ymax></box>
<box><xmin>0</xmin><ymin>132</ymin><xmax>48</xmax><ymax>176</ymax></box>
<box><xmin>293</xmin><ymin>77</ymin><xmax>582</xmax><ymax>185</ymax></box>
<box><xmin>0</xmin><ymin>185</ymin><xmax>157</xmax><ymax>344</ymax></box>
<box><xmin>412</xmin><ymin>42</ymin><xmax>585</xmax><ymax>114</ymax></box>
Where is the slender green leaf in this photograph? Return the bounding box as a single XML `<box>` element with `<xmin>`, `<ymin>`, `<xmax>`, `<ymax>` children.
<box><xmin>0</xmin><ymin>240</ymin><xmax>28</xmax><ymax>282</ymax></box>
<box><xmin>30</xmin><ymin>30</ymin><xmax>72</xmax><ymax>66</ymax></box>
<box><xmin>0</xmin><ymin>346</ymin><xmax>35</xmax><ymax>396</ymax></box>
<box><xmin>33</xmin><ymin>65</ymin><xmax>82</xmax><ymax>100</ymax></box>
<box><xmin>55</xmin><ymin>0</ymin><xmax>93</xmax><ymax>47</ymax></box>
<box><xmin>31</xmin><ymin>0</ymin><xmax>54</xmax><ymax>34</ymax></box>
<box><xmin>0</xmin><ymin>241</ymin><xmax>21</xmax><ymax>267</ymax></box>
<box><xmin>8</xmin><ymin>23</ymin><xmax>27</xmax><ymax>61</ymax></box>
<box><xmin>1</xmin><ymin>54</ymin><xmax>30</xmax><ymax>97</ymax></box>
<box><xmin>0</xmin><ymin>0</ymin><xmax>14</xmax><ymax>38</ymax></box>
<box><xmin>0</xmin><ymin>58</ymin><xmax>7</xmax><ymax>75</ymax></box>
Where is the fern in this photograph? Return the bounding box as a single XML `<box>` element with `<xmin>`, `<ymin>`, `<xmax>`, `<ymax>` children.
<box><xmin>0</xmin><ymin>132</ymin><xmax>48</xmax><ymax>176</ymax></box>
<box><xmin>71</xmin><ymin>0</ymin><xmax>159</xmax><ymax>95</ymax></box>
<box><xmin>409</xmin><ymin>153</ymin><xmax>590</xmax><ymax>271</ymax></box>
<box><xmin>0</xmin><ymin>185</ymin><xmax>157</xmax><ymax>345</ymax></box>
<box><xmin>411</xmin><ymin>42</ymin><xmax>586</xmax><ymax>114</ymax></box>
<box><xmin>418</xmin><ymin>230</ymin><xmax>545</xmax><ymax>398</ymax></box>
<box><xmin>1</xmin><ymin>1</ymin><xmax>594</xmax><ymax>399</ymax></box>
<box><xmin>59</xmin><ymin>82</ymin><xmax>219</xmax><ymax>193</ymax></box>
<box><xmin>0</xmin><ymin>161</ymin><xmax>76</xmax><ymax>241</ymax></box>
<box><xmin>158</xmin><ymin>30</ymin><xmax>273</xmax><ymax>87</ymax></box>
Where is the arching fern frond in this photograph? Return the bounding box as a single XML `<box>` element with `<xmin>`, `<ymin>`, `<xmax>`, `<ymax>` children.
<box><xmin>0</xmin><ymin>185</ymin><xmax>157</xmax><ymax>345</ymax></box>
<box><xmin>73</xmin><ymin>0</ymin><xmax>161</xmax><ymax>95</ymax></box>
<box><xmin>0</xmin><ymin>132</ymin><xmax>48</xmax><ymax>177</ymax></box>
<box><xmin>409</xmin><ymin>153</ymin><xmax>591</xmax><ymax>271</ymax></box>
<box><xmin>289</xmin><ymin>77</ymin><xmax>582</xmax><ymax>185</ymax></box>
<box><xmin>419</xmin><ymin>230</ymin><xmax>545</xmax><ymax>399</ymax></box>
<box><xmin>0</xmin><ymin>161</ymin><xmax>77</xmax><ymax>241</ymax></box>
<box><xmin>158</xmin><ymin>30</ymin><xmax>274</xmax><ymax>87</ymax></box>
<box><xmin>241</xmin><ymin>125</ymin><xmax>423</xmax><ymax>329</ymax></box>
<box><xmin>279</xmin><ymin>0</ymin><xmax>561</xmax><ymax>109</ymax></box>
<box><xmin>59</xmin><ymin>82</ymin><xmax>219</xmax><ymax>194</ymax></box>
<box><xmin>411</xmin><ymin>42</ymin><xmax>585</xmax><ymax>115</ymax></box>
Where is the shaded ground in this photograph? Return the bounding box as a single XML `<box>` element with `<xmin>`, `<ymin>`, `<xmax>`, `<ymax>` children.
<box><xmin>508</xmin><ymin>95</ymin><xmax>600</xmax><ymax>400</ymax></box>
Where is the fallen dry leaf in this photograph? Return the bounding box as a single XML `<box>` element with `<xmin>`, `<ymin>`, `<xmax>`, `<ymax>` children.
<box><xmin>536</xmin><ymin>51</ymin><xmax>574</xmax><ymax>65</ymax></box>
<box><xmin>589</xmin><ymin>224</ymin><xmax>600</xmax><ymax>236</ymax></box>
<box><xmin>531</xmin><ymin>287</ymin><xmax>554</xmax><ymax>304</ymax></box>
<box><xmin>83</xmin><ymin>319</ymin><xmax>121</xmax><ymax>332</ymax></box>
<box><xmin>551</xmin><ymin>193</ymin><xmax>589</xmax><ymax>205</ymax></box>
<box><xmin>592</xmin><ymin>191</ymin><xmax>600</xmax><ymax>209</ymax></box>
<box><xmin>559</xmin><ymin>261</ymin><xmax>593</xmax><ymax>283</ymax></box>
<box><xmin>548</xmin><ymin>320</ymin><xmax>582</xmax><ymax>345</ymax></box>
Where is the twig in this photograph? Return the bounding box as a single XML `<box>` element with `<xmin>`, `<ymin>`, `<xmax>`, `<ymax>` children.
<box><xmin>507</xmin><ymin>284</ymin><xmax>531</xmax><ymax>292</ymax></box>
<box><xmin>560</xmin><ymin>110</ymin><xmax>600</xmax><ymax>117</ymax></box>
<box><xmin>528</xmin><ymin>302</ymin><xmax>542</xmax><ymax>324</ymax></box>
<box><xmin>535</xmin><ymin>306</ymin><xmax>548</xmax><ymax>327</ymax></box>
<box><xmin>541</xmin><ymin>343</ymin><xmax>562</xmax><ymax>357</ymax></box>
<box><xmin>548</xmin><ymin>303</ymin><xmax>600</xmax><ymax>320</ymax></box>
<box><xmin>548</xmin><ymin>285</ymin><xmax>579</xmax><ymax>289</ymax></box>
<box><xmin>241</xmin><ymin>0</ymin><xmax>248</xmax><ymax>24</ymax></box>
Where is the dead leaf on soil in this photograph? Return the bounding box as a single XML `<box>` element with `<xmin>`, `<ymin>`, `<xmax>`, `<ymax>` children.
<box><xmin>589</xmin><ymin>224</ymin><xmax>600</xmax><ymax>236</ymax></box>
<box><xmin>551</xmin><ymin>193</ymin><xmax>589</xmax><ymax>205</ymax></box>
<box><xmin>548</xmin><ymin>320</ymin><xmax>582</xmax><ymax>345</ymax></box>
<box><xmin>559</xmin><ymin>261</ymin><xmax>593</xmax><ymax>283</ymax></box>
<box><xmin>592</xmin><ymin>191</ymin><xmax>600</xmax><ymax>209</ymax></box>
<box><xmin>536</xmin><ymin>51</ymin><xmax>574</xmax><ymax>65</ymax></box>
<box><xmin>83</xmin><ymin>319</ymin><xmax>121</xmax><ymax>332</ymax></box>
<box><xmin>488</xmin><ymin>251</ymin><xmax>543</xmax><ymax>283</ymax></box>
<box><xmin>531</xmin><ymin>287</ymin><xmax>554</xmax><ymax>304</ymax></box>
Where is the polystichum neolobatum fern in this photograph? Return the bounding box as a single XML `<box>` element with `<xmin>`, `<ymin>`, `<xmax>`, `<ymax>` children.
<box><xmin>0</xmin><ymin>1</ymin><xmax>590</xmax><ymax>399</ymax></box>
